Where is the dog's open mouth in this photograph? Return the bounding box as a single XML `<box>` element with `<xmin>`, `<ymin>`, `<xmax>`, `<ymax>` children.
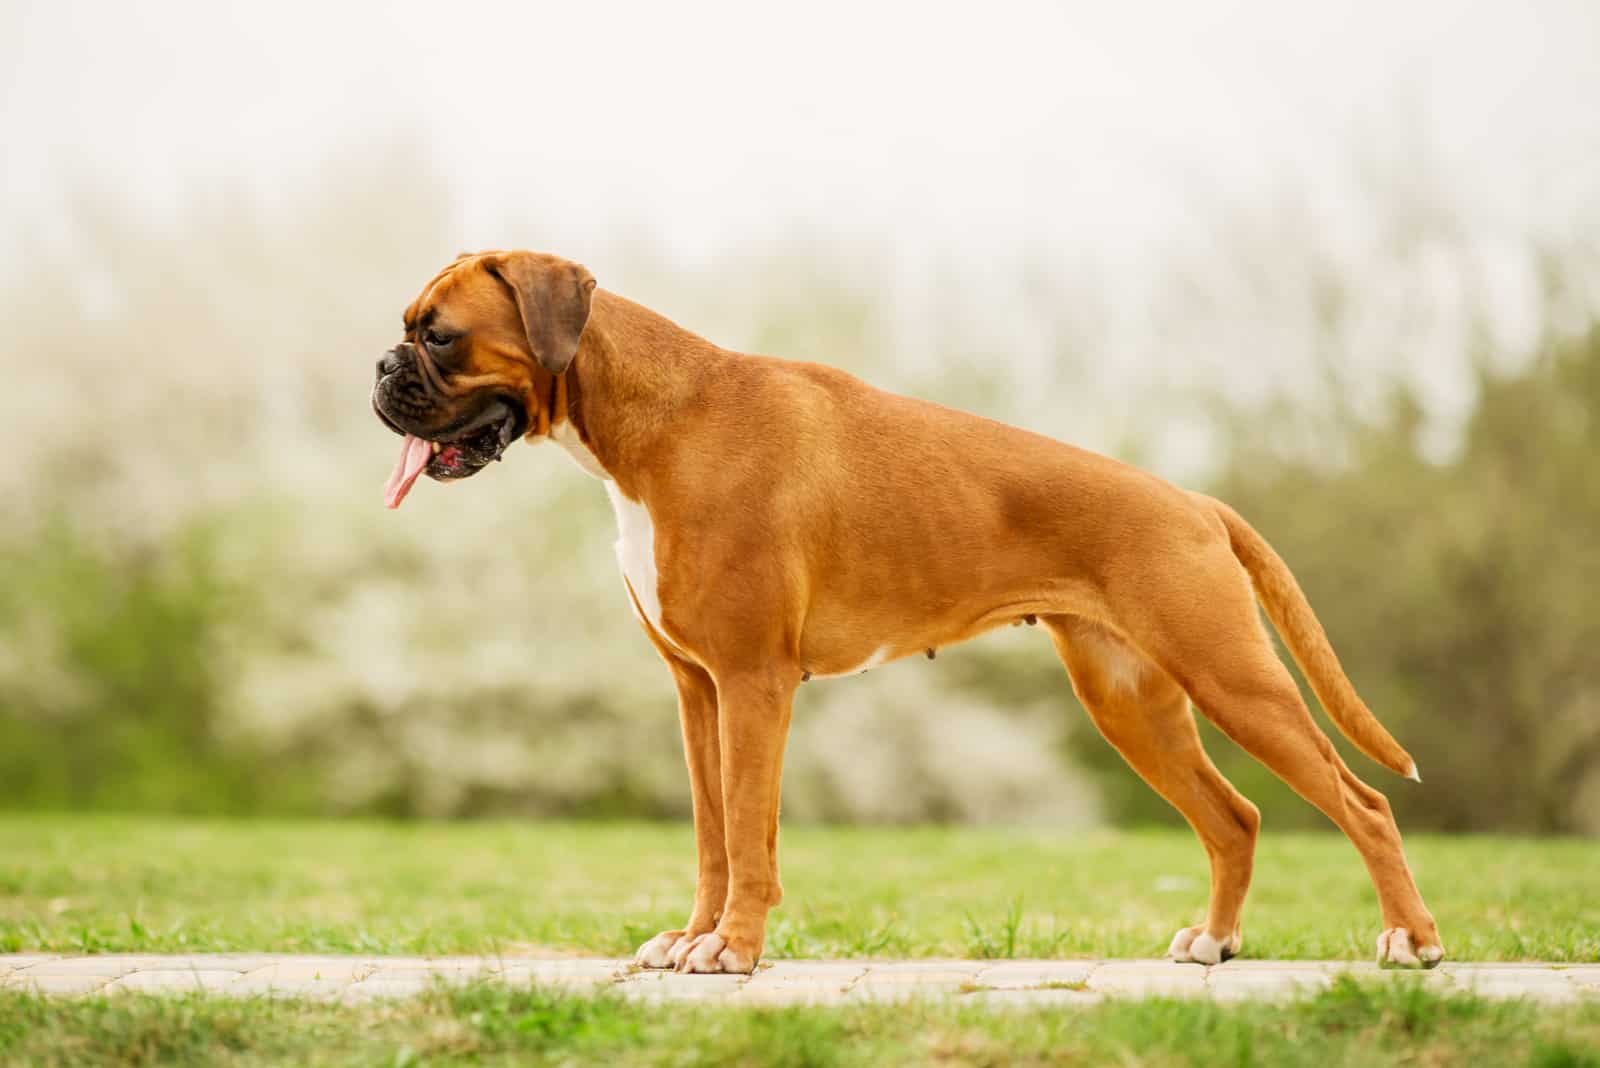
<box><xmin>383</xmin><ymin>401</ymin><xmax>525</xmax><ymax>509</ymax></box>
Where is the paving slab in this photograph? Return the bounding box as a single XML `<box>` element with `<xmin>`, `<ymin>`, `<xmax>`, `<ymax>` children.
<box><xmin>2</xmin><ymin>954</ymin><xmax>1595</xmax><ymax>1003</ymax></box>
<box><xmin>973</xmin><ymin>961</ymin><xmax>1097</xmax><ymax>989</ymax></box>
<box><xmin>841</xmin><ymin>960</ymin><xmax>991</xmax><ymax>1001</ymax></box>
<box><xmin>757</xmin><ymin>960</ymin><xmax>873</xmax><ymax>981</ymax></box>
<box><xmin>239</xmin><ymin>960</ymin><xmax>380</xmax><ymax>984</ymax></box>
<box><xmin>616</xmin><ymin>972</ymin><xmax>748</xmax><ymax>1002</ymax></box>
<box><xmin>504</xmin><ymin>958</ymin><xmax>627</xmax><ymax>974</ymax></box>
<box><xmin>364</xmin><ymin>964</ymin><xmax>502</xmax><ymax>983</ymax></box>
<box><xmin>847</xmin><ymin>984</ymin><xmax>971</xmax><ymax>1003</ymax></box>
<box><xmin>1211</xmin><ymin>959</ymin><xmax>1347</xmax><ymax>971</ymax></box>
<box><xmin>1563</xmin><ymin>967</ymin><xmax>1600</xmax><ymax>989</ymax></box>
<box><xmin>5</xmin><ymin>973</ymin><xmax>120</xmax><ymax>995</ymax></box>
<box><xmin>855</xmin><ymin>968</ymin><xmax>981</xmax><ymax>986</ymax></box>
<box><xmin>861</xmin><ymin>960</ymin><xmax>990</xmax><ymax>975</ymax></box>
<box><xmin>15</xmin><ymin>956</ymin><xmax>173</xmax><ymax>977</ymax></box>
<box><xmin>733</xmin><ymin>982</ymin><xmax>854</xmax><ymax>1006</ymax></box>
<box><xmin>0</xmin><ymin>955</ymin><xmax>58</xmax><ymax>969</ymax></box>
<box><xmin>736</xmin><ymin>961</ymin><xmax>866</xmax><ymax>1005</ymax></box>
<box><xmin>1206</xmin><ymin>969</ymin><xmax>1333</xmax><ymax>1002</ymax></box>
<box><xmin>964</xmin><ymin>988</ymin><xmax>1105</xmax><ymax>1009</ymax></box>
<box><xmin>225</xmin><ymin>959</ymin><xmax>380</xmax><ymax>998</ymax></box>
<box><xmin>1089</xmin><ymin>962</ymin><xmax>1210</xmax><ymax>996</ymax></box>
<box><xmin>501</xmin><ymin>960</ymin><xmax>626</xmax><ymax>988</ymax></box>
<box><xmin>1453</xmin><ymin>966</ymin><xmax>1573</xmax><ymax>984</ymax></box>
<box><xmin>107</xmin><ymin>970</ymin><xmax>244</xmax><ymax>994</ymax></box>
<box><xmin>847</xmin><ymin>973</ymin><xmax>983</xmax><ymax>1002</ymax></box>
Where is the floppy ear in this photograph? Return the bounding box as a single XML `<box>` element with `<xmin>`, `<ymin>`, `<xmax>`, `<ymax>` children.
<box><xmin>488</xmin><ymin>252</ymin><xmax>597</xmax><ymax>375</ymax></box>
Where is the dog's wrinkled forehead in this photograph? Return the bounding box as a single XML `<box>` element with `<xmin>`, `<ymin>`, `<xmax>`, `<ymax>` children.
<box><xmin>401</xmin><ymin>253</ymin><xmax>514</xmax><ymax>336</ymax></box>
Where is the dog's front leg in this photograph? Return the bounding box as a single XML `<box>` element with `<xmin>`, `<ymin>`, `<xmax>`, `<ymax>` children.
<box><xmin>635</xmin><ymin>658</ymin><xmax>728</xmax><ymax>969</ymax></box>
<box><xmin>676</xmin><ymin>666</ymin><xmax>797</xmax><ymax>974</ymax></box>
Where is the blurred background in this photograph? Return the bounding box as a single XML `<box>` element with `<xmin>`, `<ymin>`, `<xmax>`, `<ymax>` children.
<box><xmin>2</xmin><ymin>0</ymin><xmax>1597</xmax><ymax>834</ymax></box>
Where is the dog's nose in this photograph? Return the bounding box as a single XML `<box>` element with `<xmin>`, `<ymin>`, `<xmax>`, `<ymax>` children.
<box><xmin>376</xmin><ymin>349</ymin><xmax>404</xmax><ymax>378</ymax></box>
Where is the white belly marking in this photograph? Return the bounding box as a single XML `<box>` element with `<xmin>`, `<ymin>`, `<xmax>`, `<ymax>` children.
<box><xmin>605</xmin><ymin>482</ymin><xmax>666</xmax><ymax>635</ymax></box>
<box><xmin>812</xmin><ymin>644</ymin><xmax>893</xmax><ymax>679</ymax></box>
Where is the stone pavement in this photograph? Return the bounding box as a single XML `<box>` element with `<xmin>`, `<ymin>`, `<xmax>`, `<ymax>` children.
<box><xmin>2</xmin><ymin>955</ymin><xmax>1596</xmax><ymax>1006</ymax></box>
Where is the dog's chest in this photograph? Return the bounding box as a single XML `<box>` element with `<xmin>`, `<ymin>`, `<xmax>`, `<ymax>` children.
<box><xmin>604</xmin><ymin>482</ymin><xmax>667</xmax><ymax>636</ymax></box>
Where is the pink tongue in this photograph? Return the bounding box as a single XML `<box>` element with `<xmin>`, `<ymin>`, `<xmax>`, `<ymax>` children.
<box><xmin>384</xmin><ymin>434</ymin><xmax>433</xmax><ymax>509</ymax></box>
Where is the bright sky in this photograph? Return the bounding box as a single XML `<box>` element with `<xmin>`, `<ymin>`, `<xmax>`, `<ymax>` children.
<box><xmin>5</xmin><ymin>0</ymin><xmax>1596</xmax><ymax>261</ymax></box>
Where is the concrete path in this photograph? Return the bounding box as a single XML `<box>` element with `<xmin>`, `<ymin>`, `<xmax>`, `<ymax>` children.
<box><xmin>2</xmin><ymin>955</ymin><xmax>1596</xmax><ymax>1006</ymax></box>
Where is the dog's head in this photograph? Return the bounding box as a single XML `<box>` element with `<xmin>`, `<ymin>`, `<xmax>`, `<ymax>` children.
<box><xmin>373</xmin><ymin>250</ymin><xmax>596</xmax><ymax>507</ymax></box>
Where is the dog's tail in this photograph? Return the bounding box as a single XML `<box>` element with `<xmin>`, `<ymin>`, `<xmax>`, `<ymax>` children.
<box><xmin>1206</xmin><ymin>496</ymin><xmax>1419</xmax><ymax>782</ymax></box>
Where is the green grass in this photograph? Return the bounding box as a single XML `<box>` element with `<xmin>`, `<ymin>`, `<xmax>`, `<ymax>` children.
<box><xmin>1</xmin><ymin>816</ymin><xmax>1595</xmax><ymax>961</ymax></box>
<box><xmin>1</xmin><ymin>977</ymin><xmax>1597</xmax><ymax>1068</ymax></box>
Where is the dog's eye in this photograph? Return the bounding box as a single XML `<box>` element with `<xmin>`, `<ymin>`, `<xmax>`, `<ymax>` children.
<box><xmin>424</xmin><ymin>330</ymin><xmax>455</xmax><ymax>349</ymax></box>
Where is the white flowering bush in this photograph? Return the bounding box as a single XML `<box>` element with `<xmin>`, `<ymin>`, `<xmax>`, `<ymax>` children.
<box><xmin>0</xmin><ymin>158</ymin><xmax>1099</xmax><ymax>822</ymax></box>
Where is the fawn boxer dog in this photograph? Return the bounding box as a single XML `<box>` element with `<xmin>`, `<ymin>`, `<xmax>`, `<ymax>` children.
<box><xmin>372</xmin><ymin>249</ymin><xmax>1444</xmax><ymax>973</ymax></box>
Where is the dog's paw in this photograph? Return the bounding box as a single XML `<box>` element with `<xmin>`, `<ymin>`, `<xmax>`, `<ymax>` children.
<box><xmin>634</xmin><ymin>930</ymin><xmax>687</xmax><ymax>969</ymax></box>
<box><xmin>1167</xmin><ymin>924</ymin><xmax>1240</xmax><ymax>965</ymax></box>
<box><xmin>1377</xmin><ymin>928</ymin><xmax>1445</xmax><ymax>969</ymax></box>
<box><xmin>674</xmin><ymin>930</ymin><xmax>759</xmax><ymax>974</ymax></box>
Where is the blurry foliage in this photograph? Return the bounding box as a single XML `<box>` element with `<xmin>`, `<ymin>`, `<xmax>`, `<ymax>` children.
<box><xmin>1197</xmin><ymin>326</ymin><xmax>1600</xmax><ymax>834</ymax></box>
<box><xmin>0</xmin><ymin>519</ymin><xmax>314</xmax><ymax>813</ymax></box>
<box><xmin>1005</xmin><ymin>325</ymin><xmax>1600</xmax><ymax>834</ymax></box>
<box><xmin>1</xmin><ymin>149</ymin><xmax>1596</xmax><ymax>831</ymax></box>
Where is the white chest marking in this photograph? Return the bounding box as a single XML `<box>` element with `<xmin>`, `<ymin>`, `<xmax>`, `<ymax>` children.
<box><xmin>548</xmin><ymin>419</ymin><xmax>610</xmax><ymax>480</ymax></box>
<box><xmin>605</xmin><ymin>482</ymin><xmax>667</xmax><ymax>635</ymax></box>
<box><xmin>538</xmin><ymin>423</ymin><xmax>673</xmax><ymax>644</ymax></box>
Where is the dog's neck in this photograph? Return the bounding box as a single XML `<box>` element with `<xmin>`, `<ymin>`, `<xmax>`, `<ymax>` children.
<box><xmin>541</xmin><ymin>289</ymin><xmax>728</xmax><ymax>499</ymax></box>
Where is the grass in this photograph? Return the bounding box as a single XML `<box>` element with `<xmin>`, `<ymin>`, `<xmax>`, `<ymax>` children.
<box><xmin>1</xmin><ymin>815</ymin><xmax>1596</xmax><ymax>962</ymax></box>
<box><xmin>0</xmin><ymin>976</ymin><xmax>1597</xmax><ymax>1067</ymax></box>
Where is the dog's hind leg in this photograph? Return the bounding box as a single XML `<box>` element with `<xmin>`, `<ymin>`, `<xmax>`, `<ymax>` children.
<box><xmin>1044</xmin><ymin>615</ymin><xmax>1260</xmax><ymax>964</ymax></box>
<box><xmin>1178</xmin><ymin>647</ymin><xmax>1443</xmax><ymax>966</ymax></box>
<box><xmin>1120</xmin><ymin>548</ymin><xmax>1443</xmax><ymax>967</ymax></box>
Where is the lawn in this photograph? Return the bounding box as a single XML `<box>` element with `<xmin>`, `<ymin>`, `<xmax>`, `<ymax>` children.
<box><xmin>0</xmin><ymin>816</ymin><xmax>1595</xmax><ymax>962</ymax></box>
<box><xmin>1</xmin><ymin>975</ymin><xmax>1597</xmax><ymax>1068</ymax></box>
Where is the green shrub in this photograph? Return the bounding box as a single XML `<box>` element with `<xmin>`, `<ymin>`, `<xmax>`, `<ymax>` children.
<box><xmin>0</xmin><ymin>519</ymin><xmax>315</xmax><ymax>814</ymax></box>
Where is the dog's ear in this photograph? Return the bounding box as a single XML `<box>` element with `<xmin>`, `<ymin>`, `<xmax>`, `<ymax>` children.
<box><xmin>487</xmin><ymin>252</ymin><xmax>597</xmax><ymax>376</ymax></box>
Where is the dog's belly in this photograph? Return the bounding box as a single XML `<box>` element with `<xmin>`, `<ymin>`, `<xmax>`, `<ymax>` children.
<box><xmin>803</xmin><ymin>642</ymin><xmax>898</xmax><ymax>679</ymax></box>
<box><xmin>796</xmin><ymin>617</ymin><xmax>1018</xmax><ymax>679</ymax></box>
<box><xmin>795</xmin><ymin>580</ymin><xmax>1094</xmax><ymax>679</ymax></box>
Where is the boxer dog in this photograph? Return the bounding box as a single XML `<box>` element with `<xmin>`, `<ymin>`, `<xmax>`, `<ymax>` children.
<box><xmin>372</xmin><ymin>250</ymin><xmax>1444</xmax><ymax>973</ymax></box>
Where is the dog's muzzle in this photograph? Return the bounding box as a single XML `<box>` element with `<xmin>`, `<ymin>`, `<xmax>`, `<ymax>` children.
<box><xmin>372</xmin><ymin>344</ymin><xmax>528</xmax><ymax>508</ymax></box>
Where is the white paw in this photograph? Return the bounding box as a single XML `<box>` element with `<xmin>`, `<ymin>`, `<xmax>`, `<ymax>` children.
<box><xmin>1377</xmin><ymin>928</ymin><xmax>1445</xmax><ymax>969</ymax></box>
<box><xmin>678</xmin><ymin>932</ymin><xmax>728</xmax><ymax>973</ymax></box>
<box><xmin>1167</xmin><ymin>925</ymin><xmax>1239</xmax><ymax>964</ymax></box>
<box><xmin>666</xmin><ymin>932</ymin><xmax>701</xmax><ymax>969</ymax></box>
<box><xmin>675</xmin><ymin>931</ymin><xmax>757</xmax><ymax>974</ymax></box>
<box><xmin>1376</xmin><ymin>927</ymin><xmax>1418</xmax><ymax>966</ymax></box>
<box><xmin>634</xmin><ymin>930</ymin><xmax>683</xmax><ymax>969</ymax></box>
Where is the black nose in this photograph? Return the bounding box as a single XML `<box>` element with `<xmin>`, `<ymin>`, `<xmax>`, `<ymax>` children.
<box><xmin>376</xmin><ymin>349</ymin><xmax>404</xmax><ymax>378</ymax></box>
